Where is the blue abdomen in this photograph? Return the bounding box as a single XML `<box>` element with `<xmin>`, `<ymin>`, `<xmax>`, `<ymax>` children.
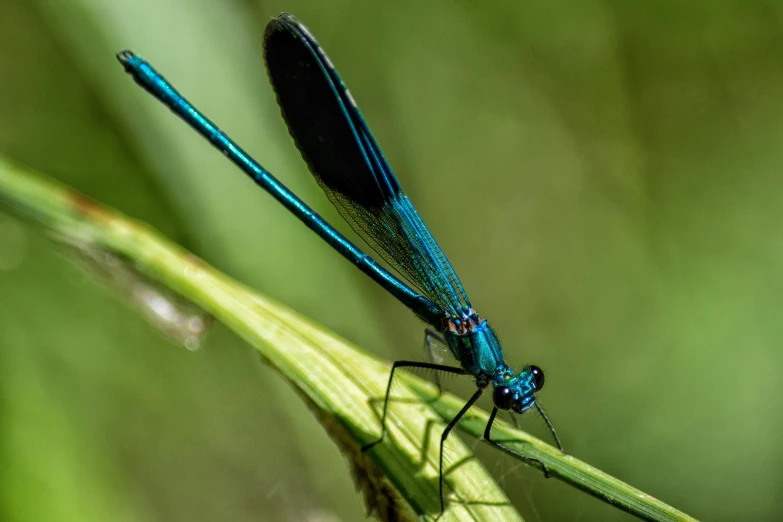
<box><xmin>445</xmin><ymin>321</ymin><xmax>505</xmax><ymax>377</ymax></box>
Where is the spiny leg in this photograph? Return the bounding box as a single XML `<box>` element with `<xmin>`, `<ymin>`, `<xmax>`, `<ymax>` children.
<box><xmin>437</xmin><ymin>386</ymin><xmax>484</xmax><ymax>513</ymax></box>
<box><xmin>509</xmin><ymin>405</ymin><xmax>564</xmax><ymax>452</ymax></box>
<box><xmin>535</xmin><ymin>402</ymin><xmax>565</xmax><ymax>452</ymax></box>
<box><xmin>362</xmin><ymin>361</ymin><xmax>465</xmax><ymax>452</ymax></box>
<box><xmin>424</xmin><ymin>328</ymin><xmax>448</xmax><ymax>394</ymax></box>
<box><xmin>483</xmin><ymin>407</ymin><xmax>552</xmax><ymax>478</ymax></box>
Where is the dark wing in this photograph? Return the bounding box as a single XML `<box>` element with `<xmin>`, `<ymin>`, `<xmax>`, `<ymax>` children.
<box><xmin>263</xmin><ymin>13</ymin><xmax>471</xmax><ymax>317</ymax></box>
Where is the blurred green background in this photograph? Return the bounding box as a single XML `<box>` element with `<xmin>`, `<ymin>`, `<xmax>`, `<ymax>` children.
<box><xmin>2</xmin><ymin>1</ymin><xmax>782</xmax><ymax>520</ymax></box>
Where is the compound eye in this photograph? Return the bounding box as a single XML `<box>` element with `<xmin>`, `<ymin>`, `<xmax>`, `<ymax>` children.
<box><xmin>492</xmin><ymin>386</ymin><xmax>514</xmax><ymax>410</ymax></box>
<box><xmin>530</xmin><ymin>365</ymin><xmax>545</xmax><ymax>391</ymax></box>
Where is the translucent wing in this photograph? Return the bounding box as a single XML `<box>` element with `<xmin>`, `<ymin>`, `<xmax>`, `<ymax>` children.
<box><xmin>263</xmin><ymin>14</ymin><xmax>470</xmax><ymax>316</ymax></box>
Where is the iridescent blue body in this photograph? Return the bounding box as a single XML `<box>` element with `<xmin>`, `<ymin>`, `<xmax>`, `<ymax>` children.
<box><xmin>446</xmin><ymin>319</ymin><xmax>504</xmax><ymax>378</ymax></box>
<box><xmin>444</xmin><ymin>312</ymin><xmax>538</xmax><ymax>413</ymax></box>
<box><xmin>117</xmin><ymin>12</ymin><xmax>561</xmax><ymax>513</ymax></box>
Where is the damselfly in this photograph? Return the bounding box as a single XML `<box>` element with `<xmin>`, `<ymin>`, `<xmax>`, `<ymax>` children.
<box><xmin>117</xmin><ymin>12</ymin><xmax>564</xmax><ymax>512</ymax></box>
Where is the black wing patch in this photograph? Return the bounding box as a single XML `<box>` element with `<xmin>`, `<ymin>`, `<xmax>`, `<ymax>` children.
<box><xmin>263</xmin><ymin>14</ymin><xmax>470</xmax><ymax>316</ymax></box>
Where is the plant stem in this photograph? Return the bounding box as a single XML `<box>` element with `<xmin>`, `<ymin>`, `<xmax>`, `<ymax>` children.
<box><xmin>0</xmin><ymin>156</ymin><xmax>698</xmax><ymax>522</ymax></box>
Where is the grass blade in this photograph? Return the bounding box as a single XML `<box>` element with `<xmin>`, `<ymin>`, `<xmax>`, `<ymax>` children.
<box><xmin>0</xmin><ymin>156</ymin><xmax>698</xmax><ymax>521</ymax></box>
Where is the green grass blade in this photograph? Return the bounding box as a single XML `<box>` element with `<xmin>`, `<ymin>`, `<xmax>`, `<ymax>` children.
<box><xmin>0</xmin><ymin>155</ymin><xmax>698</xmax><ymax>522</ymax></box>
<box><xmin>0</xmin><ymin>156</ymin><xmax>520</xmax><ymax>522</ymax></box>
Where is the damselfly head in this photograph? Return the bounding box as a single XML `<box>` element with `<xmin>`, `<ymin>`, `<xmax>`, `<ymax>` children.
<box><xmin>491</xmin><ymin>364</ymin><xmax>545</xmax><ymax>413</ymax></box>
